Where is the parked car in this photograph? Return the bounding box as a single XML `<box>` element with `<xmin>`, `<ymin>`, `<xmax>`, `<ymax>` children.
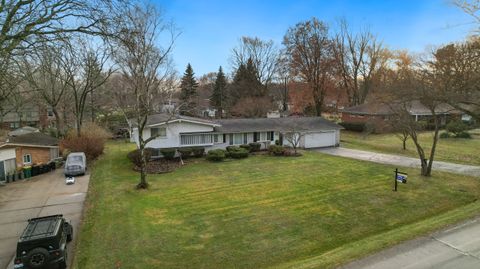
<box><xmin>64</xmin><ymin>152</ymin><xmax>87</xmax><ymax>177</ymax></box>
<box><xmin>14</xmin><ymin>214</ymin><xmax>73</xmax><ymax>269</ymax></box>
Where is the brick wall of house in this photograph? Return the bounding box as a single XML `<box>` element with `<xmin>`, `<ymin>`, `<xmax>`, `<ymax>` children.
<box><xmin>15</xmin><ymin>147</ymin><xmax>52</xmax><ymax>167</ymax></box>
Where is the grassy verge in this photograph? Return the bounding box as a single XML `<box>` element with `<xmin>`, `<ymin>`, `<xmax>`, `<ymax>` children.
<box><xmin>73</xmin><ymin>141</ymin><xmax>480</xmax><ymax>269</ymax></box>
<box><xmin>341</xmin><ymin>131</ymin><xmax>480</xmax><ymax>166</ymax></box>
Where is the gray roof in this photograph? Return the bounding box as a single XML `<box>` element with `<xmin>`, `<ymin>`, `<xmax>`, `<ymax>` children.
<box><xmin>342</xmin><ymin>100</ymin><xmax>459</xmax><ymax>115</ymax></box>
<box><xmin>214</xmin><ymin>117</ymin><xmax>343</xmax><ymax>133</ymax></box>
<box><xmin>8</xmin><ymin>126</ymin><xmax>40</xmax><ymax>137</ymax></box>
<box><xmin>2</xmin><ymin>132</ymin><xmax>58</xmax><ymax>147</ymax></box>
<box><xmin>133</xmin><ymin>113</ymin><xmax>218</xmax><ymax>127</ymax></box>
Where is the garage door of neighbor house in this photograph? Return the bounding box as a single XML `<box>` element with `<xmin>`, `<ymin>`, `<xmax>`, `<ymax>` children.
<box><xmin>304</xmin><ymin>131</ymin><xmax>336</xmax><ymax>148</ymax></box>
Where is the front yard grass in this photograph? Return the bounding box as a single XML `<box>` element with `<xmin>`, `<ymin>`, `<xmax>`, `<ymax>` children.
<box><xmin>73</xmin><ymin>142</ymin><xmax>480</xmax><ymax>269</ymax></box>
<box><xmin>341</xmin><ymin>130</ymin><xmax>480</xmax><ymax>166</ymax></box>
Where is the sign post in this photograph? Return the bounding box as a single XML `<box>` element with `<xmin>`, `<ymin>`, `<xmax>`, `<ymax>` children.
<box><xmin>394</xmin><ymin>168</ymin><xmax>407</xmax><ymax>191</ymax></box>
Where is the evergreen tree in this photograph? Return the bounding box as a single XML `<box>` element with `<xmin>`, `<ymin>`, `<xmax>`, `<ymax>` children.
<box><xmin>230</xmin><ymin>57</ymin><xmax>263</xmax><ymax>105</ymax></box>
<box><xmin>179</xmin><ymin>63</ymin><xmax>199</xmax><ymax>116</ymax></box>
<box><xmin>210</xmin><ymin>66</ymin><xmax>227</xmax><ymax>118</ymax></box>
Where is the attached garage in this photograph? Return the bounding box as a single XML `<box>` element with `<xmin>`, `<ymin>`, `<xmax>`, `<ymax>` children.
<box><xmin>304</xmin><ymin>131</ymin><xmax>338</xmax><ymax>148</ymax></box>
<box><xmin>0</xmin><ymin>148</ymin><xmax>17</xmax><ymax>182</ymax></box>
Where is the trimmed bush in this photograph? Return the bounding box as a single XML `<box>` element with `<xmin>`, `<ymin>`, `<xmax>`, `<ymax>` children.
<box><xmin>226</xmin><ymin>146</ymin><xmax>239</xmax><ymax>152</ymax></box>
<box><xmin>191</xmin><ymin>147</ymin><xmax>205</xmax><ymax>157</ymax></box>
<box><xmin>249</xmin><ymin>142</ymin><xmax>261</xmax><ymax>152</ymax></box>
<box><xmin>160</xmin><ymin>148</ymin><xmax>176</xmax><ymax>160</ymax></box>
<box><xmin>268</xmin><ymin>145</ymin><xmax>286</xmax><ymax>156</ymax></box>
<box><xmin>456</xmin><ymin>131</ymin><xmax>472</xmax><ymax>139</ymax></box>
<box><xmin>439</xmin><ymin>132</ymin><xmax>450</xmax><ymax>139</ymax></box>
<box><xmin>206</xmin><ymin>149</ymin><xmax>226</xmax><ymax>162</ymax></box>
<box><xmin>239</xmin><ymin>144</ymin><xmax>252</xmax><ymax>152</ymax></box>
<box><xmin>229</xmin><ymin>148</ymin><xmax>249</xmax><ymax>159</ymax></box>
<box><xmin>178</xmin><ymin>147</ymin><xmax>193</xmax><ymax>159</ymax></box>
<box><xmin>127</xmin><ymin>148</ymin><xmax>155</xmax><ymax>166</ymax></box>
<box><xmin>339</xmin><ymin>122</ymin><xmax>365</xmax><ymax>132</ymax></box>
<box><xmin>446</xmin><ymin>120</ymin><xmax>468</xmax><ymax>136</ymax></box>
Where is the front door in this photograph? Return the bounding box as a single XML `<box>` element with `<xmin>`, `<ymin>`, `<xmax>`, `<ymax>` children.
<box><xmin>0</xmin><ymin>161</ymin><xmax>5</xmax><ymax>182</ymax></box>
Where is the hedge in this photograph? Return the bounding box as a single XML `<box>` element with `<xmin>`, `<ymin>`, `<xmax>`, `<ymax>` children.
<box><xmin>249</xmin><ymin>142</ymin><xmax>261</xmax><ymax>152</ymax></box>
<box><xmin>160</xmin><ymin>148</ymin><xmax>176</xmax><ymax>160</ymax></box>
<box><xmin>178</xmin><ymin>147</ymin><xmax>193</xmax><ymax>159</ymax></box>
<box><xmin>191</xmin><ymin>147</ymin><xmax>205</xmax><ymax>157</ymax></box>
<box><xmin>339</xmin><ymin>122</ymin><xmax>365</xmax><ymax>132</ymax></box>
<box><xmin>268</xmin><ymin>145</ymin><xmax>286</xmax><ymax>156</ymax></box>
<box><xmin>206</xmin><ymin>149</ymin><xmax>226</xmax><ymax>162</ymax></box>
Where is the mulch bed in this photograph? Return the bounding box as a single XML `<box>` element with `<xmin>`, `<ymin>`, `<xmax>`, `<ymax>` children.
<box><xmin>133</xmin><ymin>159</ymin><xmax>183</xmax><ymax>174</ymax></box>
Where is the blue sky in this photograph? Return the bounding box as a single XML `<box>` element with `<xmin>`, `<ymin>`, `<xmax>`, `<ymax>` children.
<box><xmin>156</xmin><ymin>0</ymin><xmax>475</xmax><ymax>76</ymax></box>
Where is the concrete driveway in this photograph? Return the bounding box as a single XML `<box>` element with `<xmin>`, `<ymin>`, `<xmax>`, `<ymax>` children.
<box><xmin>317</xmin><ymin>147</ymin><xmax>480</xmax><ymax>177</ymax></box>
<box><xmin>341</xmin><ymin>217</ymin><xmax>480</xmax><ymax>269</ymax></box>
<box><xmin>0</xmin><ymin>169</ymin><xmax>89</xmax><ymax>269</ymax></box>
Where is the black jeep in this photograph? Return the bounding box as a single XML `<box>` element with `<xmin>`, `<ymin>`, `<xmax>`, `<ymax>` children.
<box><xmin>14</xmin><ymin>215</ymin><xmax>73</xmax><ymax>269</ymax></box>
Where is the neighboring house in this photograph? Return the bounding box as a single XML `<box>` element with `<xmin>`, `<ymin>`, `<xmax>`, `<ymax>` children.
<box><xmin>0</xmin><ymin>132</ymin><xmax>60</xmax><ymax>168</ymax></box>
<box><xmin>131</xmin><ymin>113</ymin><xmax>342</xmax><ymax>156</ymax></box>
<box><xmin>1</xmin><ymin>104</ymin><xmax>55</xmax><ymax>130</ymax></box>
<box><xmin>341</xmin><ymin>101</ymin><xmax>461</xmax><ymax>127</ymax></box>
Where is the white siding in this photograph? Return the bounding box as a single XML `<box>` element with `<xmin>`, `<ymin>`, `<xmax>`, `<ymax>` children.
<box><xmin>133</xmin><ymin>121</ymin><xmax>215</xmax><ymax>149</ymax></box>
<box><xmin>303</xmin><ymin>131</ymin><xmax>337</xmax><ymax>148</ymax></box>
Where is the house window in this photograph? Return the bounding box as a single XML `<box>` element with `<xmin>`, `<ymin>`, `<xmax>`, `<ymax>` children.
<box><xmin>214</xmin><ymin>134</ymin><xmax>219</xmax><ymax>143</ymax></box>
<box><xmin>232</xmin><ymin>133</ymin><xmax>243</xmax><ymax>145</ymax></box>
<box><xmin>259</xmin><ymin>132</ymin><xmax>267</xmax><ymax>141</ymax></box>
<box><xmin>243</xmin><ymin>133</ymin><xmax>248</xmax><ymax>144</ymax></box>
<box><xmin>266</xmin><ymin>131</ymin><xmax>274</xmax><ymax>141</ymax></box>
<box><xmin>23</xmin><ymin>154</ymin><xmax>32</xmax><ymax>165</ymax></box>
<box><xmin>151</xmin><ymin>127</ymin><xmax>166</xmax><ymax>138</ymax></box>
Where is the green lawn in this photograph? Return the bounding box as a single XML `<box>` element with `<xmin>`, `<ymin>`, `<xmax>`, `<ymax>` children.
<box><xmin>341</xmin><ymin>130</ymin><xmax>480</xmax><ymax>166</ymax></box>
<box><xmin>73</xmin><ymin>142</ymin><xmax>480</xmax><ymax>269</ymax></box>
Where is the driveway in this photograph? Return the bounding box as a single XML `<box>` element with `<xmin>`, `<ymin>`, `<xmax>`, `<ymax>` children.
<box><xmin>317</xmin><ymin>147</ymin><xmax>480</xmax><ymax>177</ymax></box>
<box><xmin>341</xmin><ymin>217</ymin><xmax>480</xmax><ymax>269</ymax></box>
<box><xmin>0</xmin><ymin>169</ymin><xmax>89</xmax><ymax>269</ymax></box>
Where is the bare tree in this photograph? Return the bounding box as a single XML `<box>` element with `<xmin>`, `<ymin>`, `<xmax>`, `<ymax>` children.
<box><xmin>20</xmin><ymin>43</ymin><xmax>71</xmax><ymax>135</ymax></box>
<box><xmin>108</xmin><ymin>3</ymin><xmax>178</xmax><ymax>189</ymax></box>
<box><xmin>384</xmin><ymin>56</ymin><xmax>444</xmax><ymax>176</ymax></box>
<box><xmin>283</xmin><ymin>18</ymin><xmax>335</xmax><ymax>116</ymax></box>
<box><xmin>284</xmin><ymin>129</ymin><xmax>304</xmax><ymax>155</ymax></box>
<box><xmin>455</xmin><ymin>0</ymin><xmax>480</xmax><ymax>33</ymax></box>
<box><xmin>274</xmin><ymin>52</ymin><xmax>291</xmax><ymax>112</ymax></box>
<box><xmin>231</xmin><ymin>36</ymin><xmax>279</xmax><ymax>92</ymax></box>
<box><xmin>62</xmin><ymin>39</ymin><xmax>114</xmax><ymax>137</ymax></box>
<box><xmin>333</xmin><ymin>20</ymin><xmax>388</xmax><ymax>106</ymax></box>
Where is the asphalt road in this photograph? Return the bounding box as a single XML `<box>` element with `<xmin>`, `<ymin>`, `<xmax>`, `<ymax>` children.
<box><xmin>341</xmin><ymin>217</ymin><xmax>480</xmax><ymax>269</ymax></box>
<box><xmin>0</xmin><ymin>169</ymin><xmax>89</xmax><ymax>269</ymax></box>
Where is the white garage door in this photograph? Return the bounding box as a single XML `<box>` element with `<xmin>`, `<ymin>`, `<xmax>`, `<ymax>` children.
<box><xmin>304</xmin><ymin>131</ymin><xmax>336</xmax><ymax>148</ymax></box>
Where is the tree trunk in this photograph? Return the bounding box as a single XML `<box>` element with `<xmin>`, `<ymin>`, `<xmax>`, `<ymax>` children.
<box><xmin>52</xmin><ymin>108</ymin><xmax>62</xmax><ymax>137</ymax></box>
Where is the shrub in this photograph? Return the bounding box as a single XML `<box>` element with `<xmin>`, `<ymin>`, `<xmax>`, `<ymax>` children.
<box><xmin>249</xmin><ymin>142</ymin><xmax>261</xmax><ymax>152</ymax></box>
<box><xmin>275</xmin><ymin>140</ymin><xmax>281</xmax><ymax>145</ymax></box>
<box><xmin>339</xmin><ymin>122</ymin><xmax>365</xmax><ymax>132</ymax></box>
<box><xmin>268</xmin><ymin>145</ymin><xmax>285</xmax><ymax>156</ymax></box>
<box><xmin>439</xmin><ymin>132</ymin><xmax>450</xmax><ymax>139</ymax></box>
<box><xmin>60</xmin><ymin>123</ymin><xmax>111</xmax><ymax>160</ymax></box>
<box><xmin>160</xmin><ymin>148</ymin><xmax>176</xmax><ymax>160</ymax></box>
<box><xmin>446</xmin><ymin>120</ymin><xmax>468</xmax><ymax>135</ymax></box>
<box><xmin>239</xmin><ymin>144</ymin><xmax>251</xmax><ymax>152</ymax></box>
<box><xmin>206</xmin><ymin>149</ymin><xmax>226</xmax><ymax>162</ymax></box>
<box><xmin>226</xmin><ymin>146</ymin><xmax>239</xmax><ymax>152</ymax></box>
<box><xmin>178</xmin><ymin>147</ymin><xmax>193</xmax><ymax>159</ymax></box>
<box><xmin>191</xmin><ymin>147</ymin><xmax>205</xmax><ymax>157</ymax></box>
<box><xmin>456</xmin><ymin>131</ymin><xmax>472</xmax><ymax>139</ymax></box>
<box><xmin>127</xmin><ymin>148</ymin><xmax>155</xmax><ymax>166</ymax></box>
<box><xmin>229</xmin><ymin>147</ymin><xmax>249</xmax><ymax>159</ymax></box>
